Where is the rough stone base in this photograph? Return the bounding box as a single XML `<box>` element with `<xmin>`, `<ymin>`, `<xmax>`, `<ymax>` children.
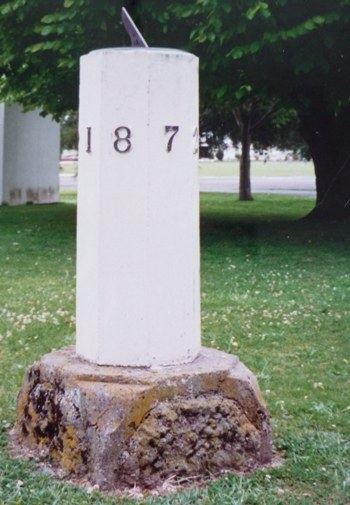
<box><xmin>13</xmin><ymin>346</ymin><xmax>272</xmax><ymax>490</ymax></box>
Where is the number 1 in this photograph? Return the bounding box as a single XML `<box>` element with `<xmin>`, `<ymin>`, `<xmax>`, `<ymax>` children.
<box><xmin>86</xmin><ymin>127</ymin><xmax>92</xmax><ymax>153</ymax></box>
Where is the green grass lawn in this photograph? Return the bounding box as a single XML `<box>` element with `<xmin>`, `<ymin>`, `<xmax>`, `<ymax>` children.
<box><xmin>0</xmin><ymin>193</ymin><xmax>349</xmax><ymax>504</ymax></box>
<box><xmin>198</xmin><ymin>160</ymin><xmax>315</xmax><ymax>177</ymax></box>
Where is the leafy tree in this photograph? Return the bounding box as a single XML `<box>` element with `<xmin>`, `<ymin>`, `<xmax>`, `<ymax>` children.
<box><xmin>141</xmin><ymin>1</ymin><xmax>319</xmax><ymax>204</ymax></box>
<box><xmin>169</xmin><ymin>0</ymin><xmax>350</xmax><ymax>218</ymax></box>
<box><xmin>0</xmin><ymin>0</ymin><xmax>132</xmax><ymax>118</ymax></box>
<box><xmin>1</xmin><ymin>0</ymin><xmax>350</xmax><ymax>218</ymax></box>
<box><xmin>233</xmin><ymin>99</ymin><xmax>280</xmax><ymax>201</ymax></box>
<box><xmin>60</xmin><ymin>111</ymin><xmax>78</xmax><ymax>150</ymax></box>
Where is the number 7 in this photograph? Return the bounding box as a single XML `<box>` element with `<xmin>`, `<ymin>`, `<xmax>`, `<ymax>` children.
<box><xmin>165</xmin><ymin>126</ymin><xmax>179</xmax><ymax>152</ymax></box>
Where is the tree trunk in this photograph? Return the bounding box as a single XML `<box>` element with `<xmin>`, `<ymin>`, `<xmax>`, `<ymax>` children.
<box><xmin>299</xmin><ymin>105</ymin><xmax>350</xmax><ymax>220</ymax></box>
<box><xmin>239</xmin><ymin>118</ymin><xmax>253</xmax><ymax>201</ymax></box>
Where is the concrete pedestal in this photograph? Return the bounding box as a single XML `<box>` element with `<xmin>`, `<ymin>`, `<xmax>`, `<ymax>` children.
<box><xmin>13</xmin><ymin>346</ymin><xmax>272</xmax><ymax>490</ymax></box>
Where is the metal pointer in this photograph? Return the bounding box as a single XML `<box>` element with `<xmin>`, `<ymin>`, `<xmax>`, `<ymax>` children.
<box><xmin>121</xmin><ymin>7</ymin><xmax>149</xmax><ymax>48</ymax></box>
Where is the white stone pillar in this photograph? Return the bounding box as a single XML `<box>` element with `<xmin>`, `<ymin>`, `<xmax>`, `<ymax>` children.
<box><xmin>76</xmin><ymin>48</ymin><xmax>200</xmax><ymax>366</ymax></box>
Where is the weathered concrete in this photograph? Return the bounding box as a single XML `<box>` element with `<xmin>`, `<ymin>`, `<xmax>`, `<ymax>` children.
<box><xmin>13</xmin><ymin>346</ymin><xmax>272</xmax><ymax>490</ymax></box>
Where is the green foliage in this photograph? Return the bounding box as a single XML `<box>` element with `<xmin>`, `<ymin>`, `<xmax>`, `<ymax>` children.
<box><xmin>60</xmin><ymin>111</ymin><xmax>78</xmax><ymax>150</ymax></box>
<box><xmin>0</xmin><ymin>0</ymin><xmax>131</xmax><ymax>118</ymax></box>
<box><xmin>167</xmin><ymin>0</ymin><xmax>350</xmax><ymax>215</ymax></box>
<box><xmin>177</xmin><ymin>0</ymin><xmax>350</xmax><ymax>114</ymax></box>
<box><xmin>1</xmin><ymin>0</ymin><xmax>349</xmax><ymax>122</ymax></box>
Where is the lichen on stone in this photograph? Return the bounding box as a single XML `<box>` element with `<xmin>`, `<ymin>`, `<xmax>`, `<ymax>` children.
<box><xmin>13</xmin><ymin>346</ymin><xmax>272</xmax><ymax>490</ymax></box>
<box><xmin>115</xmin><ymin>395</ymin><xmax>267</xmax><ymax>488</ymax></box>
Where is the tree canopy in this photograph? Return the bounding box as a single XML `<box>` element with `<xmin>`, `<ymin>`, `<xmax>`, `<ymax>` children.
<box><xmin>0</xmin><ymin>0</ymin><xmax>132</xmax><ymax>116</ymax></box>
<box><xmin>1</xmin><ymin>0</ymin><xmax>350</xmax><ymax>217</ymax></box>
<box><xmin>162</xmin><ymin>0</ymin><xmax>350</xmax><ymax>215</ymax></box>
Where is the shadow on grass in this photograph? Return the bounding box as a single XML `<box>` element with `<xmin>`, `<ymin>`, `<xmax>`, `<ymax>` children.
<box><xmin>1</xmin><ymin>195</ymin><xmax>349</xmax><ymax>253</ymax></box>
<box><xmin>0</xmin><ymin>202</ymin><xmax>76</xmax><ymax>235</ymax></box>
<box><xmin>200</xmin><ymin>194</ymin><xmax>350</xmax><ymax>252</ymax></box>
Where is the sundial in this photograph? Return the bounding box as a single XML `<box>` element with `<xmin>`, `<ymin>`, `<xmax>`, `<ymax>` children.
<box><xmin>75</xmin><ymin>11</ymin><xmax>201</xmax><ymax>366</ymax></box>
<box><xmin>12</xmin><ymin>12</ymin><xmax>272</xmax><ymax>492</ymax></box>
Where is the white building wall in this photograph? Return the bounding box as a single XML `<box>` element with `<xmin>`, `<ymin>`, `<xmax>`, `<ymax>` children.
<box><xmin>1</xmin><ymin>104</ymin><xmax>60</xmax><ymax>205</ymax></box>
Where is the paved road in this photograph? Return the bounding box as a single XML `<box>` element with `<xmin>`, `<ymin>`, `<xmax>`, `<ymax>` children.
<box><xmin>60</xmin><ymin>174</ymin><xmax>78</xmax><ymax>190</ymax></box>
<box><xmin>60</xmin><ymin>174</ymin><xmax>316</xmax><ymax>197</ymax></box>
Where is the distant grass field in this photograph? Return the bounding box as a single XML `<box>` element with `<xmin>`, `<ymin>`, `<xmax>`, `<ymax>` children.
<box><xmin>60</xmin><ymin>162</ymin><xmax>78</xmax><ymax>175</ymax></box>
<box><xmin>60</xmin><ymin>160</ymin><xmax>315</xmax><ymax>178</ymax></box>
<box><xmin>0</xmin><ymin>193</ymin><xmax>349</xmax><ymax>505</ymax></box>
<box><xmin>199</xmin><ymin>160</ymin><xmax>315</xmax><ymax>177</ymax></box>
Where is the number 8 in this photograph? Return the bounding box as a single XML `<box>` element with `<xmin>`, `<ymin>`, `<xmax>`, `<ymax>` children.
<box><xmin>114</xmin><ymin>127</ymin><xmax>132</xmax><ymax>153</ymax></box>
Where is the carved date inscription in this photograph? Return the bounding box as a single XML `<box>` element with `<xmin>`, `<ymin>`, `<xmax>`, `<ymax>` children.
<box><xmin>85</xmin><ymin>125</ymin><xmax>199</xmax><ymax>155</ymax></box>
